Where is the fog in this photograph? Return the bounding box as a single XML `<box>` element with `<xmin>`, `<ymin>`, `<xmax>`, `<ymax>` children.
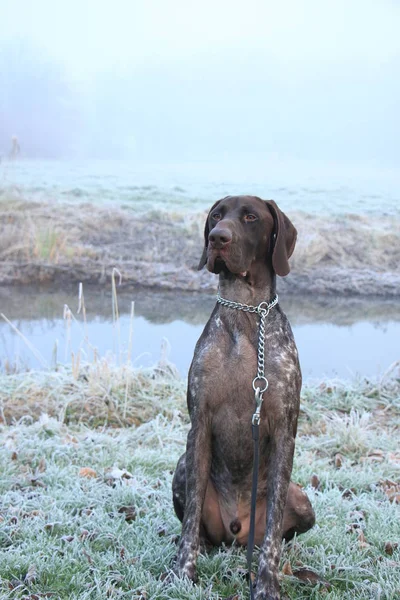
<box><xmin>1</xmin><ymin>0</ymin><xmax>399</xmax><ymax>167</ymax></box>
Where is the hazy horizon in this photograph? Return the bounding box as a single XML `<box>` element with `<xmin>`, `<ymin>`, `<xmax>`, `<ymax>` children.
<box><xmin>1</xmin><ymin>0</ymin><xmax>399</xmax><ymax>169</ymax></box>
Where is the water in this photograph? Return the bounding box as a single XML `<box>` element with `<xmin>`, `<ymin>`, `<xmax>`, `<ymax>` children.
<box><xmin>1</xmin><ymin>286</ymin><xmax>399</xmax><ymax>380</ymax></box>
<box><xmin>0</xmin><ymin>159</ymin><xmax>399</xmax><ymax>379</ymax></box>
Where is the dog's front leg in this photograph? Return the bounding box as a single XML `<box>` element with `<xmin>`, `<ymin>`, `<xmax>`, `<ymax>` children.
<box><xmin>175</xmin><ymin>410</ymin><xmax>211</xmax><ymax>582</ymax></box>
<box><xmin>255</xmin><ymin>427</ymin><xmax>295</xmax><ymax>600</ymax></box>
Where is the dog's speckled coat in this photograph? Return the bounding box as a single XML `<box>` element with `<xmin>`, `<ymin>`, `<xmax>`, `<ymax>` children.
<box><xmin>172</xmin><ymin>196</ymin><xmax>315</xmax><ymax>599</ymax></box>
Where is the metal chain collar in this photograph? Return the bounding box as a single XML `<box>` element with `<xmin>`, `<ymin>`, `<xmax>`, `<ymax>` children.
<box><xmin>216</xmin><ymin>290</ymin><xmax>278</xmax><ymax>424</ymax></box>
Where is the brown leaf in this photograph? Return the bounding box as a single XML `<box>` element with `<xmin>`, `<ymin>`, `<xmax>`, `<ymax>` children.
<box><xmin>79</xmin><ymin>529</ymin><xmax>89</xmax><ymax>540</ymax></box>
<box><xmin>61</xmin><ymin>535</ymin><xmax>74</xmax><ymax>543</ymax></box>
<box><xmin>369</xmin><ymin>449</ymin><xmax>384</xmax><ymax>456</ymax></box>
<box><xmin>79</xmin><ymin>467</ymin><xmax>97</xmax><ymax>479</ymax></box>
<box><xmin>63</xmin><ymin>434</ymin><xmax>78</xmax><ymax>445</ymax></box>
<box><xmin>37</xmin><ymin>458</ymin><xmax>47</xmax><ymax>473</ymax></box>
<box><xmin>341</xmin><ymin>488</ymin><xmax>356</xmax><ymax>499</ymax></box>
<box><xmin>387</xmin><ymin>492</ymin><xmax>400</xmax><ymax>504</ymax></box>
<box><xmin>80</xmin><ymin>507</ymin><xmax>93</xmax><ymax>516</ymax></box>
<box><xmin>31</xmin><ymin>477</ymin><xmax>46</xmax><ymax>488</ymax></box>
<box><xmin>357</xmin><ymin>530</ymin><xmax>370</xmax><ymax>549</ymax></box>
<box><xmin>387</xmin><ymin>452</ymin><xmax>400</xmax><ymax>465</ymax></box>
<box><xmin>157</xmin><ymin>526</ymin><xmax>167</xmax><ymax>537</ymax></box>
<box><xmin>44</xmin><ymin>522</ymin><xmax>63</xmax><ymax>533</ymax></box>
<box><xmin>8</xmin><ymin>579</ymin><xmax>24</xmax><ymax>590</ymax></box>
<box><xmin>384</xmin><ymin>541</ymin><xmax>399</xmax><ymax>555</ymax></box>
<box><xmin>293</xmin><ymin>568</ymin><xmax>331</xmax><ymax>588</ymax></box>
<box><xmin>360</xmin><ymin>454</ymin><xmax>384</xmax><ymax>464</ymax></box>
<box><xmin>117</xmin><ymin>506</ymin><xmax>136</xmax><ymax>522</ymax></box>
<box><xmin>282</xmin><ymin>561</ymin><xmax>293</xmax><ymax>576</ymax></box>
<box><xmin>379</xmin><ymin>479</ymin><xmax>400</xmax><ymax>503</ymax></box>
<box><xmin>22</xmin><ymin>510</ymin><xmax>42</xmax><ymax>519</ymax></box>
<box><xmin>310</xmin><ymin>474</ymin><xmax>320</xmax><ymax>490</ymax></box>
<box><xmin>379</xmin><ymin>478</ymin><xmax>397</xmax><ymax>487</ymax></box>
<box><xmin>11</xmin><ymin>451</ymin><xmax>18</xmax><ymax>461</ymax></box>
<box><xmin>105</xmin><ymin>467</ymin><xmax>133</xmax><ymax>481</ymax></box>
<box><xmin>334</xmin><ymin>453</ymin><xmax>343</xmax><ymax>469</ymax></box>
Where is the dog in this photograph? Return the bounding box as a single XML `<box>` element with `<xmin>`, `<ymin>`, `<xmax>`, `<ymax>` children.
<box><xmin>172</xmin><ymin>196</ymin><xmax>315</xmax><ymax>599</ymax></box>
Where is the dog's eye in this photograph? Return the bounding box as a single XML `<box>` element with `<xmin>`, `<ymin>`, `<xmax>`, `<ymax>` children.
<box><xmin>212</xmin><ymin>213</ymin><xmax>221</xmax><ymax>221</ymax></box>
<box><xmin>244</xmin><ymin>214</ymin><xmax>257</xmax><ymax>222</ymax></box>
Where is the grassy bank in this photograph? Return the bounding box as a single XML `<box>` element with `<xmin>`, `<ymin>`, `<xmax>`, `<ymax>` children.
<box><xmin>0</xmin><ymin>362</ymin><xmax>399</xmax><ymax>599</ymax></box>
<box><xmin>1</xmin><ymin>193</ymin><xmax>400</xmax><ymax>295</ymax></box>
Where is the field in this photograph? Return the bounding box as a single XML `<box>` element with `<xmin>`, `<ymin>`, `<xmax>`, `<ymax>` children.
<box><xmin>0</xmin><ymin>361</ymin><xmax>399</xmax><ymax>599</ymax></box>
<box><xmin>1</xmin><ymin>191</ymin><xmax>400</xmax><ymax>296</ymax></box>
<box><xmin>1</xmin><ymin>168</ymin><xmax>400</xmax><ymax>598</ymax></box>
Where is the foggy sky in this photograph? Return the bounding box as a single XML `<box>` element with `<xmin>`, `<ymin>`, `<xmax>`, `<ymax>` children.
<box><xmin>1</xmin><ymin>0</ymin><xmax>399</xmax><ymax>166</ymax></box>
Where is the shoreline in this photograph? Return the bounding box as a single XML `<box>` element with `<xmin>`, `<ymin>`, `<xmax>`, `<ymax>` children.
<box><xmin>1</xmin><ymin>194</ymin><xmax>399</xmax><ymax>296</ymax></box>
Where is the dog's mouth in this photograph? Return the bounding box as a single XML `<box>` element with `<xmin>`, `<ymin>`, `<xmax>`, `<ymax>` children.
<box><xmin>208</xmin><ymin>253</ymin><xmax>248</xmax><ymax>278</ymax></box>
<box><xmin>212</xmin><ymin>256</ymin><xmax>227</xmax><ymax>274</ymax></box>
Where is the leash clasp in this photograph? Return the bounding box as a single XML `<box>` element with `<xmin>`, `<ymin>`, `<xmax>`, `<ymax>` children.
<box><xmin>252</xmin><ymin>387</ymin><xmax>264</xmax><ymax>426</ymax></box>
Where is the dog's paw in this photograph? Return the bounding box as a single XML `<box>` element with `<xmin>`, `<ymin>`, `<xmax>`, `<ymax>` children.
<box><xmin>175</xmin><ymin>562</ymin><xmax>198</xmax><ymax>583</ymax></box>
<box><xmin>160</xmin><ymin>563</ymin><xmax>198</xmax><ymax>585</ymax></box>
<box><xmin>254</xmin><ymin>584</ymin><xmax>281</xmax><ymax>600</ymax></box>
<box><xmin>255</xmin><ymin>592</ymin><xmax>280</xmax><ymax>600</ymax></box>
<box><xmin>170</xmin><ymin>555</ymin><xmax>198</xmax><ymax>583</ymax></box>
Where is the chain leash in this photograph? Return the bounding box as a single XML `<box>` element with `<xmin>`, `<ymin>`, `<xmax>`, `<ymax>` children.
<box><xmin>216</xmin><ymin>290</ymin><xmax>278</xmax><ymax>420</ymax></box>
<box><xmin>216</xmin><ymin>289</ymin><xmax>278</xmax><ymax>600</ymax></box>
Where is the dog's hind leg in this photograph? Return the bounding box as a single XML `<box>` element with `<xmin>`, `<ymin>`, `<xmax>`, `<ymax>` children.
<box><xmin>173</xmin><ymin>414</ymin><xmax>212</xmax><ymax>582</ymax></box>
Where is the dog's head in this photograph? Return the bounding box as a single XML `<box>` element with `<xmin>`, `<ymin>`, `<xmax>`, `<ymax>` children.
<box><xmin>198</xmin><ymin>195</ymin><xmax>297</xmax><ymax>278</ymax></box>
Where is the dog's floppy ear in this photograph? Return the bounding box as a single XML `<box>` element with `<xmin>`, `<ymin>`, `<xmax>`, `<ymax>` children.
<box><xmin>265</xmin><ymin>200</ymin><xmax>297</xmax><ymax>277</ymax></box>
<box><xmin>198</xmin><ymin>200</ymin><xmax>221</xmax><ymax>270</ymax></box>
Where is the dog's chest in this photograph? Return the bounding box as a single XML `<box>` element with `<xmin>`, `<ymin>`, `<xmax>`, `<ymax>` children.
<box><xmin>192</xmin><ymin>325</ymin><xmax>258</xmax><ymax>404</ymax></box>
<box><xmin>189</xmin><ymin>311</ymin><xmax>299</xmax><ymax>427</ymax></box>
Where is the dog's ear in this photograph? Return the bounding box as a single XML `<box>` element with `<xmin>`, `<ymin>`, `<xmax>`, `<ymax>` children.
<box><xmin>198</xmin><ymin>200</ymin><xmax>221</xmax><ymax>270</ymax></box>
<box><xmin>265</xmin><ymin>200</ymin><xmax>297</xmax><ymax>277</ymax></box>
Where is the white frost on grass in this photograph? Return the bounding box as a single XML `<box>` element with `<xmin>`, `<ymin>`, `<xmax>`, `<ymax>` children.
<box><xmin>0</xmin><ymin>367</ymin><xmax>399</xmax><ymax>598</ymax></box>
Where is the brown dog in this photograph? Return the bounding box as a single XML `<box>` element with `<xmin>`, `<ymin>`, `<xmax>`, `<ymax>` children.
<box><xmin>172</xmin><ymin>196</ymin><xmax>315</xmax><ymax>599</ymax></box>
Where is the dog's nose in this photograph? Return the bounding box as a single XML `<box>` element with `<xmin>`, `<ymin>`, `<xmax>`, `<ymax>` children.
<box><xmin>209</xmin><ymin>227</ymin><xmax>232</xmax><ymax>248</ymax></box>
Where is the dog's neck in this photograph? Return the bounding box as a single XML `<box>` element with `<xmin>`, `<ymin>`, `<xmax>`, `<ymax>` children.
<box><xmin>217</xmin><ymin>262</ymin><xmax>276</xmax><ymax>306</ymax></box>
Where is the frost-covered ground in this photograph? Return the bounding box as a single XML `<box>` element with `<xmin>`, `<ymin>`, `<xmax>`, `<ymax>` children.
<box><xmin>0</xmin><ymin>363</ymin><xmax>399</xmax><ymax>599</ymax></box>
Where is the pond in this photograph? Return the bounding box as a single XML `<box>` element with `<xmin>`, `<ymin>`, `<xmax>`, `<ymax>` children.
<box><xmin>1</xmin><ymin>285</ymin><xmax>399</xmax><ymax>381</ymax></box>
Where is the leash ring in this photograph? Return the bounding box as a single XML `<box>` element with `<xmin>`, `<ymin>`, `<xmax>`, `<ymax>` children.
<box><xmin>257</xmin><ymin>301</ymin><xmax>270</xmax><ymax>316</ymax></box>
<box><xmin>252</xmin><ymin>376</ymin><xmax>268</xmax><ymax>393</ymax></box>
